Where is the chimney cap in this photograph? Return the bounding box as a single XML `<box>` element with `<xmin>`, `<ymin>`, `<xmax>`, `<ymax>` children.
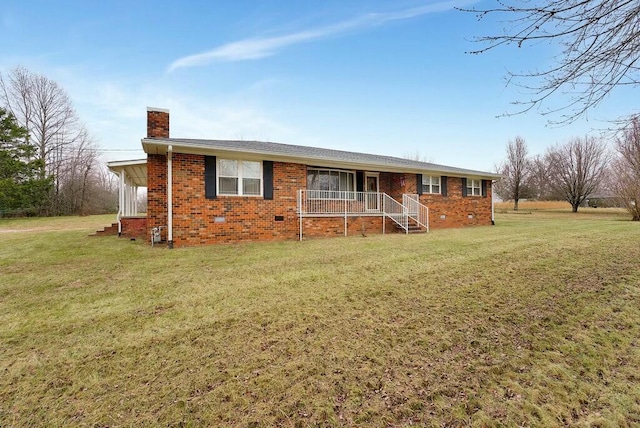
<box><xmin>147</xmin><ymin>107</ymin><xmax>169</xmax><ymax>113</ymax></box>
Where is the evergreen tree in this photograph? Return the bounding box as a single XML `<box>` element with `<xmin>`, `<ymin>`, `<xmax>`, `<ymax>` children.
<box><xmin>0</xmin><ymin>107</ymin><xmax>51</xmax><ymax>216</ymax></box>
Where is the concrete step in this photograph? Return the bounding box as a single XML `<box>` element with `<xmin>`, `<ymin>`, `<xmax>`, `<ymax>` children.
<box><xmin>393</xmin><ymin>223</ymin><xmax>426</xmax><ymax>233</ymax></box>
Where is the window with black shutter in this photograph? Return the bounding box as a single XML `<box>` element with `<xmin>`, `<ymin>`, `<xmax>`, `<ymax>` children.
<box><xmin>263</xmin><ymin>161</ymin><xmax>274</xmax><ymax>200</ymax></box>
<box><xmin>204</xmin><ymin>156</ymin><xmax>217</xmax><ymax>199</ymax></box>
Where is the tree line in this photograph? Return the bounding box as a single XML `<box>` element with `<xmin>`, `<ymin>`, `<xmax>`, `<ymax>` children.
<box><xmin>473</xmin><ymin>0</ymin><xmax>640</xmax><ymax>221</ymax></box>
<box><xmin>495</xmin><ymin>122</ymin><xmax>640</xmax><ymax>220</ymax></box>
<box><xmin>0</xmin><ymin>67</ymin><xmax>117</xmax><ymax>217</ymax></box>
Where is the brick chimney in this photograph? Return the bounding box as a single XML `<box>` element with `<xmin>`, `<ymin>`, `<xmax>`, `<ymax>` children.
<box><xmin>147</xmin><ymin>107</ymin><xmax>169</xmax><ymax>138</ymax></box>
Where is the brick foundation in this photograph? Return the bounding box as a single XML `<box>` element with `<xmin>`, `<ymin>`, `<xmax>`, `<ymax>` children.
<box><xmin>120</xmin><ymin>216</ymin><xmax>147</xmax><ymax>238</ymax></box>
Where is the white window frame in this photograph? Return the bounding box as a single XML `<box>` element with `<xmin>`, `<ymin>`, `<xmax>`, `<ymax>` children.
<box><xmin>467</xmin><ymin>179</ymin><xmax>482</xmax><ymax>196</ymax></box>
<box><xmin>217</xmin><ymin>158</ymin><xmax>263</xmax><ymax>197</ymax></box>
<box><xmin>421</xmin><ymin>175</ymin><xmax>441</xmax><ymax>194</ymax></box>
<box><xmin>306</xmin><ymin>168</ymin><xmax>356</xmax><ymax>199</ymax></box>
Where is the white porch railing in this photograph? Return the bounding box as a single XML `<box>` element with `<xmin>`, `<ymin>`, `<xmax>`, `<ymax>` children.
<box><xmin>382</xmin><ymin>193</ymin><xmax>408</xmax><ymax>233</ymax></box>
<box><xmin>403</xmin><ymin>194</ymin><xmax>430</xmax><ymax>232</ymax></box>
<box><xmin>297</xmin><ymin>190</ymin><xmax>429</xmax><ymax>240</ymax></box>
<box><xmin>297</xmin><ymin>190</ymin><xmax>383</xmax><ymax>216</ymax></box>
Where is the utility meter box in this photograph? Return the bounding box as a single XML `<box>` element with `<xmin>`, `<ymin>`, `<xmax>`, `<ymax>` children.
<box><xmin>151</xmin><ymin>227</ymin><xmax>162</xmax><ymax>244</ymax></box>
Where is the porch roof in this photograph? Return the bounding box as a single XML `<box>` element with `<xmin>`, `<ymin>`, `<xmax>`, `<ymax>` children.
<box><xmin>107</xmin><ymin>159</ymin><xmax>147</xmax><ymax>187</ymax></box>
<box><xmin>142</xmin><ymin>138</ymin><xmax>502</xmax><ymax>180</ymax></box>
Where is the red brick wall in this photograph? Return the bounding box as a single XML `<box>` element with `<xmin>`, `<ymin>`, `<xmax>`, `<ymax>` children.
<box><xmin>383</xmin><ymin>171</ymin><xmax>494</xmax><ymax>228</ymax></box>
<box><xmin>146</xmin><ymin>154</ymin><xmax>306</xmax><ymax>246</ymax></box>
<box><xmin>147</xmin><ymin>109</ymin><xmax>169</xmax><ymax>138</ymax></box>
<box><xmin>147</xmin><ymin>154</ymin><xmax>168</xmax><ymax>241</ymax></box>
<box><xmin>174</xmin><ymin>156</ymin><xmax>303</xmax><ymax>245</ymax></box>
<box><xmin>380</xmin><ymin>172</ymin><xmax>416</xmax><ymax>198</ymax></box>
<box><xmin>302</xmin><ymin>216</ymin><xmax>383</xmax><ymax>238</ymax></box>
<box><xmin>419</xmin><ymin>177</ymin><xmax>493</xmax><ymax>228</ymax></box>
<box><xmin>120</xmin><ymin>217</ymin><xmax>147</xmax><ymax>238</ymax></box>
<box><xmin>145</xmin><ymin>155</ymin><xmax>493</xmax><ymax>246</ymax></box>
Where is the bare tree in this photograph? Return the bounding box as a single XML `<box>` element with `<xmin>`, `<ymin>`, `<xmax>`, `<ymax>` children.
<box><xmin>495</xmin><ymin>136</ymin><xmax>530</xmax><ymax>210</ymax></box>
<box><xmin>612</xmin><ymin>117</ymin><xmax>640</xmax><ymax>220</ymax></box>
<box><xmin>464</xmin><ymin>1</ymin><xmax>640</xmax><ymax>124</ymax></box>
<box><xmin>0</xmin><ymin>67</ymin><xmax>101</xmax><ymax>215</ymax></box>
<box><xmin>403</xmin><ymin>150</ymin><xmax>434</xmax><ymax>163</ymax></box>
<box><xmin>0</xmin><ymin>67</ymin><xmax>79</xmax><ymax>178</ymax></box>
<box><xmin>528</xmin><ymin>154</ymin><xmax>552</xmax><ymax>200</ymax></box>
<box><xmin>86</xmin><ymin>164</ymin><xmax>119</xmax><ymax>214</ymax></box>
<box><xmin>546</xmin><ymin>136</ymin><xmax>611</xmax><ymax>212</ymax></box>
<box><xmin>56</xmin><ymin>129</ymin><xmax>98</xmax><ymax>215</ymax></box>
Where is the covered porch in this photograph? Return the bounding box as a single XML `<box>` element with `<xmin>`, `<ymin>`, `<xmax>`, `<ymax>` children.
<box><xmin>107</xmin><ymin>159</ymin><xmax>147</xmax><ymax>235</ymax></box>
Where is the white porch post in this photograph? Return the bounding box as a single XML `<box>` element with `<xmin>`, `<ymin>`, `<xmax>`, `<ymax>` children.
<box><xmin>133</xmin><ymin>186</ymin><xmax>138</xmax><ymax>216</ymax></box>
<box><xmin>382</xmin><ymin>194</ymin><xmax>386</xmax><ymax>234</ymax></box>
<box><xmin>118</xmin><ymin>169</ymin><xmax>125</xmax><ymax>234</ymax></box>
<box><xmin>344</xmin><ymin>197</ymin><xmax>347</xmax><ymax>237</ymax></box>
<box><xmin>124</xmin><ymin>184</ymin><xmax>131</xmax><ymax>217</ymax></box>
<box><xmin>298</xmin><ymin>190</ymin><xmax>303</xmax><ymax>241</ymax></box>
<box><xmin>130</xmin><ymin>185</ymin><xmax>134</xmax><ymax>216</ymax></box>
<box><xmin>129</xmin><ymin>185</ymin><xmax>135</xmax><ymax>216</ymax></box>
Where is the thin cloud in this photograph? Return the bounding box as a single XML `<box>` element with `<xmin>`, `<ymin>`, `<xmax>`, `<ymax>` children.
<box><xmin>168</xmin><ymin>0</ymin><xmax>476</xmax><ymax>72</ymax></box>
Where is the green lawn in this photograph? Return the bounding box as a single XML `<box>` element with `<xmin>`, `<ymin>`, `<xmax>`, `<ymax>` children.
<box><xmin>1</xmin><ymin>211</ymin><xmax>639</xmax><ymax>427</ymax></box>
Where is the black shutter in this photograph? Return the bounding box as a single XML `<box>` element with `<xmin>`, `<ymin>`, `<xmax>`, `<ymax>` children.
<box><xmin>205</xmin><ymin>156</ymin><xmax>217</xmax><ymax>199</ymax></box>
<box><xmin>482</xmin><ymin>180</ymin><xmax>488</xmax><ymax>198</ymax></box>
<box><xmin>263</xmin><ymin>161</ymin><xmax>274</xmax><ymax>200</ymax></box>
<box><xmin>441</xmin><ymin>176</ymin><xmax>448</xmax><ymax>197</ymax></box>
<box><xmin>356</xmin><ymin>171</ymin><xmax>364</xmax><ymax>192</ymax></box>
<box><xmin>416</xmin><ymin>174</ymin><xmax>423</xmax><ymax>195</ymax></box>
<box><xmin>461</xmin><ymin>178</ymin><xmax>467</xmax><ymax>197</ymax></box>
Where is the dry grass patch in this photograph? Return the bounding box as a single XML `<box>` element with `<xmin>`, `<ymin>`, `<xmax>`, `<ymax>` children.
<box><xmin>495</xmin><ymin>200</ymin><xmax>573</xmax><ymax>211</ymax></box>
<box><xmin>1</xmin><ymin>213</ymin><xmax>639</xmax><ymax>426</ymax></box>
<box><xmin>0</xmin><ymin>214</ymin><xmax>114</xmax><ymax>233</ymax></box>
<box><xmin>495</xmin><ymin>201</ymin><xmax>630</xmax><ymax>221</ymax></box>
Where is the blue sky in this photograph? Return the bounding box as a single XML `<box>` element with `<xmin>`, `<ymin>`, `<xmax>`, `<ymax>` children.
<box><xmin>1</xmin><ymin>0</ymin><xmax>634</xmax><ymax>172</ymax></box>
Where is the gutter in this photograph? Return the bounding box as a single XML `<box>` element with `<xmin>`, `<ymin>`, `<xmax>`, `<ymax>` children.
<box><xmin>167</xmin><ymin>145</ymin><xmax>173</xmax><ymax>249</ymax></box>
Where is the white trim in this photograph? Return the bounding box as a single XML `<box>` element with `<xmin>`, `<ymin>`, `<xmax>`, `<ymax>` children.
<box><xmin>107</xmin><ymin>158</ymin><xmax>147</xmax><ymax>168</ymax></box>
<box><xmin>365</xmin><ymin>172</ymin><xmax>380</xmax><ymax>211</ymax></box>
<box><xmin>167</xmin><ymin>145</ymin><xmax>173</xmax><ymax>247</ymax></box>
<box><xmin>147</xmin><ymin>106</ymin><xmax>169</xmax><ymax>113</ymax></box>
<box><xmin>466</xmin><ymin>178</ymin><xmax>482</xmax><ymax>197</ymax></box>
<box><xmin>306</xmin><ymin>167</ymin><xmax>356</xmax><ymax>195</ymax></box>
<box><xmin>216</xmin><ymin>158</ymin><xmax>263</xmax><ymax>197</ymax></box>
<box><xmin>107</xmin><ymin>159</ymin><xmax>147</xmax><ymax>188</ymax></box>
<box><xmin>141</xmin><ymin>139</ymin><xmax>502</xmax><ymax>180</ymax></box>
<box><xmin>421</xmin><ymin>174</ymin><xmax>441</xmax><ymax>194</ymax></box>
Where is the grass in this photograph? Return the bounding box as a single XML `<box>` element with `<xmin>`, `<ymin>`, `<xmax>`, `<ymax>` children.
<box><xmin>495</xmin><ymin>200</ymin><xmax>574</xmax><ymax>212</ymax></box>
<box><xmin>1</xmin><ymin>211</ymin><xmax>639</xmax><ymax>426</ymax></box>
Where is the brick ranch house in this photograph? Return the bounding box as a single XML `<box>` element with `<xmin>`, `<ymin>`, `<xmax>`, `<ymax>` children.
<box><xmin>107</xmin><ymin>107</ymin><xmax>501</xmax><ymax>247</ymax></box>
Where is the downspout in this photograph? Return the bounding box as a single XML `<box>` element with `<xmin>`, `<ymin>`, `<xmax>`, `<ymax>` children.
<box><xmin>117</xmin><ymin>169</ymin><xmax>124</xmax><ymax>236</ymax></box>
<box><xmin>167</xmin><ymin>145</ymin><xmax>173</xmax><ymax>249</ymax></box>
<box><xmin>491</xmin><ymin>180</ymin><xmax>495</xmax><ymax>225</ymax></box>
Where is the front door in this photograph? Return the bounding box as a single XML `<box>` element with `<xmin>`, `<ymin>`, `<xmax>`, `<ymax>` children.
<box><xmin>365</xmin><ymin>173</ymin><xmax>379</xmax><ymax>211</ymax></box>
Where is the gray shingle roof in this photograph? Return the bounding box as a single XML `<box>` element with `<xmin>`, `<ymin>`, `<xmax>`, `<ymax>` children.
<box><xmin>143</xmin><ymin>137</ymin><xmax>501</xmax><ymax>179</ymax></box>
